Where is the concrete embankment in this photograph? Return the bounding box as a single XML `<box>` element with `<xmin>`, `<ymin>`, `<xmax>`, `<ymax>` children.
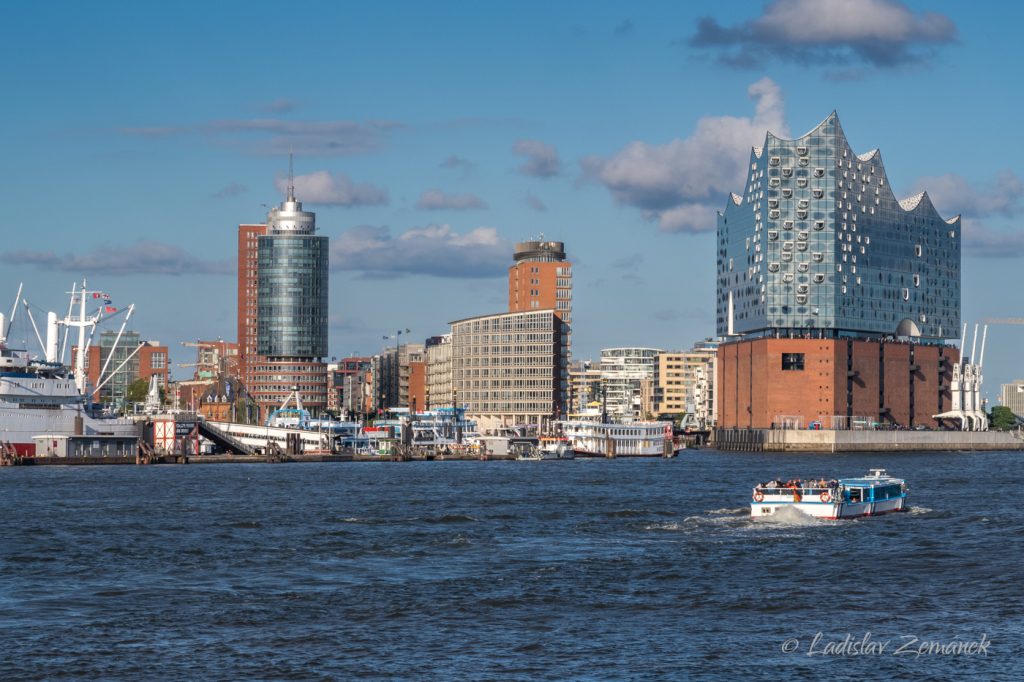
<box><xmin>714</xmin><ymin>428</ymin><xmax>1024</xmax><ymax>452</ymax></box>
<box><xmin>7</xmin><ymin>451</ymin><xmax>519</xmax><ymax>465</ymax></box>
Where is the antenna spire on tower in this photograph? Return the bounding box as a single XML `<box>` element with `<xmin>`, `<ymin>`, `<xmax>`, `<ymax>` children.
<box><xmin>287</xmin><ymin>146</ymin><xmax>295</xmax><ymax>201</ymax></box>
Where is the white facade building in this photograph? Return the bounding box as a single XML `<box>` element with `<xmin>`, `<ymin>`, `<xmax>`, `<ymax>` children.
<box><xmin>600</xmin><ymin>347</ymin><xmax>662</xmax><ymax>422</ymax></box>
<box><xmin>451</xmin><ymin>310</ymin><xmax>569</xmax><ymax>434</ymax></box>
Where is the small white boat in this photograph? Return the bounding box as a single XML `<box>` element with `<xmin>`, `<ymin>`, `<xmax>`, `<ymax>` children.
<box><xmin>538</xmin><ymin>437</ymin><xmax>574</xmax><ymax>460</ymax></box>
<box><xmin>751</xmin><ymin>469</ymin><xmax>908</xmax><ymax>520</ymax></box>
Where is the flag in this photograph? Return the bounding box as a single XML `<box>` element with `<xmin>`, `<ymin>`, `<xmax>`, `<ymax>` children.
<box><xmin>104</xmin><ymin>306</ymin><xmax>117</xmax><ymax>314</ymax></box>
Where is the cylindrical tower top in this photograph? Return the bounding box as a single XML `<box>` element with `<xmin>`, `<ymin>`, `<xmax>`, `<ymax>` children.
<box><xmin>267</xmin><ymin>198</ymin><xmax>316</xmax><ymax>235</ymax></box>
<box><xmin>513</xmin><ymin>240</ymin><xmax>566</xmax><ymax>263</ymax></box>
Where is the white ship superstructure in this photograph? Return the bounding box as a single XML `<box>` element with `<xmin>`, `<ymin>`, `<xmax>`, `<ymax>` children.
<box><xmin>558</xmin><ymin>419</ymin><xmax>674</xmax><ymax>457</ymax></box>
<box><xmin>0</xmin><ymin>282</ymin><xmax>140</xmax><ymax>455</ymax></box>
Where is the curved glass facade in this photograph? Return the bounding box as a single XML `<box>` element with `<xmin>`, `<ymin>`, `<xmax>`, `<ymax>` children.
<box><xmin>716</xmin><ymin>112</ymin><xmax>960</xmax><ymax>340</ymax></box>
<box><xmin>257</xmin><ymin>234</ymin><xmax>328</xmax><ymax>358</ymax></box>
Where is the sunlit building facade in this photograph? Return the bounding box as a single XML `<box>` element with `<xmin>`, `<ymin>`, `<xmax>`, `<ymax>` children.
<box><xmin>716</xmin><ymin>113</ymin><xmax>962</xmax><ymax>429</ymax></box>
<box><xmin>451</xmin><ymin>309</ymin><xmax>569</xmax><ymax>433</ymax></box>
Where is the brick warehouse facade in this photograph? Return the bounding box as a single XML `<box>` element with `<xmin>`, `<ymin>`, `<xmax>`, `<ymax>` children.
<box><xmin>717</xmin><ymin>338</ymin><xmax>959</xmax><ymax>429</ymax></box>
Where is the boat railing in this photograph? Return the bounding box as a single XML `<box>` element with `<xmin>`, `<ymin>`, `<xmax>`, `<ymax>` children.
<box><xmin>753</xmin><ymin>486</ymin><xmax>838</xmax><ymax>497</ymax></box>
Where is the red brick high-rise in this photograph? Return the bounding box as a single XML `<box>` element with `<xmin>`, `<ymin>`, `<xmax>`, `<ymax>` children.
<box><xmin>237</xmin><ymin>223</ymin><xmax>266</xmax><ymax>401</ymax></box>
<box><xmin>508</xmin><ymin>239</ymin><xmax>571</xmax><ymax>325</ymax></box>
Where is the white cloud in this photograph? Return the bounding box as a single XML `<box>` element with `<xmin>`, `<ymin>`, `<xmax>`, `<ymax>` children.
<box><xmin>1</xmin><ymin>241</ymin><xmax>232</xmax><ymax>276</ymax></box>
<box><xmin>514</xmin><ymin>139</ymin><xmax>562</xmax><ymax>178</ymax></box>
<box><xmin>122</xmin><ymin>118</ymin><xmax>404</xmax><ymax>156</ymax></box>
<box><xmin>689</xmin><ymin>0</ymin><xmax>957</xmax><ymax>68</ymax></box>
<box><xmin>211</xmin><ymin>182</ymin><xmax>247</xmax><ymax>199</ymax></box>
<box><xmin>910</xmin><ymin>171</ymin><xmax>1023</xmax><ymax>219</ymax></box>
<box><xmin>415</xmin><ymin>190</ymin><xmax>488</xmax><ymax>211</ymax></box>
<box><xmin>581</xmin><ymin>77</ymin><xmax>786</xmax><ymax>233</ymax></box>
<box><xmin>259</xmin><ymin>98</ymin><xmax>297</xmax><ymax>114</ymax></box>
<box><xmin>961</xmin><ymin>219</ymin><xmax>1024</xmax><ymax>259</ymax></box>
<box><xmin>439</xmin><ymin>155</ymin><xmax>475</xmax><ymax>172</ymax></box>
<box><xmin>652</xmin><ymin>204</ymin><xmax>718</xmax><ymax>233</ymax></box>
<box><xmin>275</xmin><ymin>170</ymin><xmax>389</xmax><ymax>207</ymax></box>
<box><xmin>524</xmin><ymin>194</ymin><xmax>547</xmax><ymax>211</ymax></box>
<box><xmin>331</xmin><ymin>224</ymin><xmax>509</xmax><ymax>278</ymax></box>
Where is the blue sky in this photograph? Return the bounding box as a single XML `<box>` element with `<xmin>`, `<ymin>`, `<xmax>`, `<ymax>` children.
<box><xmin>3</xmin><ymin>0</ymin><xmax>1024</xmax><ymax>399</ymax></box>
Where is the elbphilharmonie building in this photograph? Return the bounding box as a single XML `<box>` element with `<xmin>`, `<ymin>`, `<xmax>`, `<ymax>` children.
<box><xmin>715</xmin><ymin>113</ymin><xmax>964</xmax><ymax>430</ymax></box>
<box><xmin>716</xmin><ymin>112</ymin><xmax>960</xmax><ymax>340</ymax></box>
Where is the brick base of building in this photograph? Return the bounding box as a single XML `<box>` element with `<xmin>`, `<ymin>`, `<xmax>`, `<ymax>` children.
<box><xmin>717</xmin><ymin>337</ymin><xmax>959</xmax><ymax>430</ymax></box>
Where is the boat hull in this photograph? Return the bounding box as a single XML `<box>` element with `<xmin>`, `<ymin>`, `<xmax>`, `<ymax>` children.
<box><xmin>0</xmin><ymin>404</ymin><xmax>139</xmax><ymax>456</ymax></box>
<box><xmin>751</xmin><ymin>495</ymin><xmax>908</xmax><ymax>519</ymax></box>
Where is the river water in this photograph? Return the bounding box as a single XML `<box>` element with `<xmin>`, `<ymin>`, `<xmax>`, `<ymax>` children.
<box><xmin>1</xmin><ymin>450</ymin><xmax>1021</xmax><ymax>680</ymax></box>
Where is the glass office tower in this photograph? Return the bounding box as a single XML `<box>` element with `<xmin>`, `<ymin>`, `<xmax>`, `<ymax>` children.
<box><xmin>257</xmin><ymin>190</ymin><xmax>328</xmax><ymax>358</ymax></box>
<box><xmin>251</xmin><ymin>175</ymin><xmax>329</xmax><ymax>417</ymax></box>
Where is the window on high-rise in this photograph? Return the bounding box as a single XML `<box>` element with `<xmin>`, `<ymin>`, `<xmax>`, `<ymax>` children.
<box><xmin>781</xmin><ymin>353</ymin><xmax>805</xmax><ymax>371</ymax></box>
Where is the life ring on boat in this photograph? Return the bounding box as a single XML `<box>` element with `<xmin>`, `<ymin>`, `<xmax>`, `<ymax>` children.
<box><xmin>820</xmin><ymin>491</ymin><xmax>831</xmax><ymax>503</ymax></box>
<box><xmin>753</xmin><ymin>491</ymin><xmax>764</xmax><ymax>502</ymax></box>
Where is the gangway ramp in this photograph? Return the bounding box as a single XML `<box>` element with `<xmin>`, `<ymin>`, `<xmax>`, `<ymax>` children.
<box><xmin>198</xmin><ymin>420</ymin><xmax>255</xmax><ymax>455</ymax></box>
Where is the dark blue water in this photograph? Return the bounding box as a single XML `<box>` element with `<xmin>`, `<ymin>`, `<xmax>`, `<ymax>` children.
<box><xmin>1</xmin><ymin>451</ymin><xmax>1021</xmax><ymax>680</ymax></box>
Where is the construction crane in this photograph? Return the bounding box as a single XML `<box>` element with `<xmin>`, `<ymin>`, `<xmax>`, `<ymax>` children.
<box><xmin>985</xmin><ymin>318</ymin><xmax>1024</xmax><ymax>325</ymax></box>
<box><xmin>179</xmin><ymin>339</ymin><xmax>238</xmax><ymax>380</ymax></box>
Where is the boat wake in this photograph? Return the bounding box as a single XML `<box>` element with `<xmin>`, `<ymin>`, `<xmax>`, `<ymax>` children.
<box><xmin>644</xmin><ymin>508</ymin><xmax>748</xmax><ymax>533</ymax></box>
<box><xmin>754</xmin><ymin>504</ymin><xmax>824</xmax><ymax>526</ymax></box>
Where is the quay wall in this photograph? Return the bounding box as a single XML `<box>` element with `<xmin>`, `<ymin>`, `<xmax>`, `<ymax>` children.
<box><xmin>714</xmin><ymin>429</ymin><xmax>1024</xmax><ymax>452</ymax></box>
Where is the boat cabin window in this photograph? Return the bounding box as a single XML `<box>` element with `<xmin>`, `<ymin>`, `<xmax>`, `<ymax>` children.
<box><xmin>849</xmin><ymin>488</ymin><xmax>862</xmax><ymax>503</ymax></box>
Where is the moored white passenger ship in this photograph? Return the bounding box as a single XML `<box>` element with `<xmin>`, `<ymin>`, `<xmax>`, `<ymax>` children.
<box><xmin>751</xmin><ymin>469</ymin><xmax>908</xmax><ymax>519</ymax></box>
<box><xmin>0</xmin><ymin>282</ymin><xmax>140</xmax><ymax>456</ymax></box>
<box><xmin>558</xmin><ymin>420</ymin><xmax>674</xmax><ymax>457</ymax></box>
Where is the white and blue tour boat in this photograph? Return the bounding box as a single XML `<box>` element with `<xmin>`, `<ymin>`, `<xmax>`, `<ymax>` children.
<box><xmin>751</xmin><ymin>469</ymin><xmax>908</xmax><ymax>519</ymax></box>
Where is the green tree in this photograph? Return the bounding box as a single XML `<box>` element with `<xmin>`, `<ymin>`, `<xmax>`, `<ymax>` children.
<box><xmin>989</xmin><ymin>405</ymin><xmax>1018</xmax><ymax>431</ymax></box>
<box><xmin>126</xmin><ymin>378</ymin><xmax>149</xmax><ymax>403</ymax></box>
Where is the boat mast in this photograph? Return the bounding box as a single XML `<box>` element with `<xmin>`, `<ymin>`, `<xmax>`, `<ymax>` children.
<box><xmin>1</xmin><ymin>282</ymin><xmax>23</xmax><ymax>344</ymax></box>
<box><xmin>21</xmin><ymin>299</ymin><xmax>46</xmax><ymax>357</ymax></box>
<box><xmin>59</xmin><ymin>281</ymin><xmax>76</xmax><ymax>364</ymax></box>
<box><xmin>76</xmin><ymin>281</ymin><xmax>88</xmax><ymax>391</ymax></box>
<box><xmin>64</xmin><ymin>280</ymin><xmax>101</xmax><ymax>393</ymax></box>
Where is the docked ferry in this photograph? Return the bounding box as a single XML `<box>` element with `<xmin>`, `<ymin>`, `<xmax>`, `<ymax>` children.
<box><xmin>557</xmin><ymin>420</ymin><xmax>674</xmax><ymax>457</ymax></box>
<box><xmin>750</xmin><ymin>469</ymin><xmax>908</xmax><ymax>519</ymax></box>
